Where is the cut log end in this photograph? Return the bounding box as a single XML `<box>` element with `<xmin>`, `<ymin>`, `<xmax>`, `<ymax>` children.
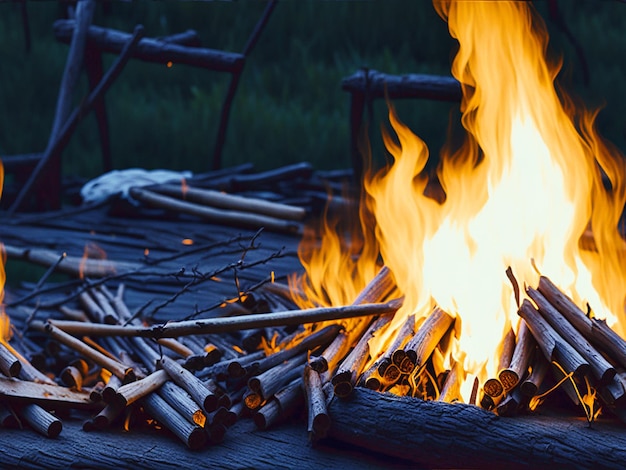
<box><xmin>187</xmin><ymin>426</ymin><xmax>208</xmax><ymax>451</ymax></box>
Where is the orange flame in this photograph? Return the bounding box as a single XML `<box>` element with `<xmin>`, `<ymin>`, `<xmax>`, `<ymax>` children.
<box><xmin>78</xmin><ymin>242</ymin><xmax>109</xmax><ymax>280</ymax></box>
<box><xmin>292</xmin><ymin>0</ymin><xmax>626</xmax><ymax>403</ymax></box>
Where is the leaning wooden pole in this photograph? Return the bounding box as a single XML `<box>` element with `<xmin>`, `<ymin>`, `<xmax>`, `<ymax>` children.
<box><xmin>9</xmin><ymin>24</ymin><xmax>145</xmax><ymax>213</ymax></box>
<box><xmin>328</xmin><ymin>388</ymin><xmax>626</xmax><ymax>469</ymax></box>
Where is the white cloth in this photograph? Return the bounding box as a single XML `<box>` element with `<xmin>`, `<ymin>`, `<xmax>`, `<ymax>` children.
<box><xmin>80</xmin><ymin>168</ymin><xmax>193</xmax><ymax>204</ymax></box>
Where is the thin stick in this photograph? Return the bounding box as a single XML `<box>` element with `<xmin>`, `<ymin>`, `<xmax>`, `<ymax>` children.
<box><xmin>159</xmin><ymin>357</ymin><xmax>218</xmax><ymax>413</ymax></box>
<box><xmin>537</xmin><ymin>275</ymin><xmax>626</xmax><ymax>370</ymax></box>
<box><xmin>362</xmin><ymin>314</ymin><xmax>416</xmax><ymax>390</ymax></box>
<box><xmin>43</xmin><ymin>322</ymin><xmax>134</xmax><ymax>382</ymax></box>
<box><xmin>332</xmin><ymin>313</ymin><xmax>394</xmax><ymax>398</ymax></box>
<box><xmin>308</xmin><ymin>332</ymin><xmax>350</xmax><ymax>375</ymax></box>
<box><xmin>499</xmin><ymin>320</ymin><xmax>536</xmax><ymax>392</ymax></box>
<box><xmin>438</xmin><ymin>361</ymin><xmax>462</xmax><ymax>403</ymax></box>
<box><xmin>517</xmin><ymin>299</ymin><xmax>590</xmax><ymax>379</ymax></box>
<box><xmin>520</xmin><ymin>352</ymin><xmax>550</xmax><ymax>397</ymax></box>
<box><xmin>527</xmin><ymin>286</ymin><xmax>615</xmax><ymax>384</ymax></box>
<box><xmin>3</xmin><ymin>244</ymin><xmax>141</xmax><ymax>278</ymax></box>
<box><xmin>151</xmin><ymin>184</ymin><xmax>306</xmax><ymax>221</ymax></box>
<box><xmin>483</xmin><ymin>327</ymin><xmax>516</xmax><ymax>398</ymax></box>
<box><xmin>49</xmin><ymin>300</ymin><xmax>402</xmax><ymax>338</ymax></box>
<box><xmin>247</xmin><ymin>355</ymin><xmax>306</xmax><ymax>404</ymax></box>
<box><xmin>112</xmin><ymin>369</ymin><xmax>168</xmax><ymax>407</ymax></box>
<box><xmin>250</xmin><ymin>324</ymin><xmax>341</xmax><ymax>376</ymax></box>
<box><xmin>129</xmin><ymin>187</ymin><xmax>302</xmax><ymax>234</ymax></box>
<box><xmin>304</xmin><ymin>366</ymin><xmax>330</xmax><ymax>442</ymax></box>
<box><xmin>253</xmin><ymin>378</ymin><xmax>303</xmax><ymax>430</ymax></box>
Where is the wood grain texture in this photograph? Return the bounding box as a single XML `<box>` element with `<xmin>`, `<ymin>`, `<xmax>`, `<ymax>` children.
<box><xmin>329</xmin><ymin>387</ymin><xmax>626</xmax><ymax>469</ymax></box>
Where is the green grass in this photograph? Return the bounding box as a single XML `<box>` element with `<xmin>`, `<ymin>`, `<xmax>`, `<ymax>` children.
<box><xmin>0</xmin><ymin>1</ymin><xmax>624</xmax><ymax>181</ymax></box>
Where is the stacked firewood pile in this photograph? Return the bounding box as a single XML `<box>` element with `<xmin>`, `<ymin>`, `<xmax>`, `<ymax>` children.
<box><xmin>2</xmin><ymin>164</ymin><xmax>626</xmax><ymax>468</ymax></box>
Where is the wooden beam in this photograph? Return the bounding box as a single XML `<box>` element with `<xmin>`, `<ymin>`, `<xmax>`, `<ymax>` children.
<box><xmin>341</xmin><ymin>69</ymin><xmax>462</xmax><ymax>102</ymax></box>
<box><xmin>53</xmin><ymin>20</ymin><xmax>245</xmax><ymax>73</ymax></box>
<box><xmin>329</xmin><ymin>388</ymin><xmax>626</xmax><ymax>469</ymax></box>
<box><xmin>0</xmin><ymin>377</ymin><xmax>96</xmax><ymax>410</ymax></box>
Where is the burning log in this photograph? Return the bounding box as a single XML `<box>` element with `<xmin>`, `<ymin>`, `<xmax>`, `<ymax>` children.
<box><xmin>483</xmin><ymin>327</ymin><xmax>516</xmax><ymax>399</ymax></box>
<box><xmin>151</xmin><ymin>184</ymin><xmax>306</xmax><ymax>221</ymax></box>
<box><xmin>341</xmin><ymin>69</ymin><xmax>462</xmax><ymax>102</ymax></box>
<box><xmin>303</xmin><ymin>366</ymin><xmax>330</xmax><ymax>441</ymax></box>
<box><xmin>361</xmin><ymin>314</ymin><xmax>416</xmax><ymax>390</ymax></box>
<box><xmin>402</xmin><ymin>307</ymin><xmax>455</xmax><ymax>376</ymax></box>
<box><xmin>18</xmin><ymin>403</ymin><xmax>62</xmax><ymax>438</ymax></box>
<box><xmin>49</xmin><ymin>299</ymin><xmax>402</xmax><ymax>338</ymax></box>
<box><xmin>517</xmin><ymin>300</ymin><xmax>590</xmax><ymax>379</ymax></box>
<box><xmin>329</xmin><ymin>387</ymin><xmax>626</xmax><ymax>469</ymax></box>
<box><xmin>80</xmin><ymin>290</ymin><xmax>116</xmax><ymax>324</ymax></box>
<box><xmin>313</xmin><ymin>266</ymin><xmax>396</xmax><ymax>378</ymax></box>
<box><xmin>520</xmin><ymin>352</ymin><xmax>550</xmax><ymax>397</ymax></box>
<box><xmin>332</xmin><ymin>313</ymin><xmax>394</xmax><ymax>398</ymax></box>
<box><xmin>527</xmin><ymin>286</ymin><xmax>615</xmax><ymax>384</ymax></box>
<box><xmin>498</xmin><ymin>320</ymin><xmax>536</xmax><ymax>392</ymax></box>
<box><xmin>60</xmin><ymin>365</ymin><xmax>83</xmax><ymax>390</ymax></box>
<box><xmin>438</xmin><ymin>361</ymin><xmax>462</xmax><ymax>402</ymax></box>
<box><xmin>537</xmin><ymin>275</ymin><xmax>626</xmax><ymax>369</ymax></box>
<box><xmin>250</xmin><ymin>324</ymin><xmax>341</xmax><ymax>377</ymax></box>
<box><xmin>308</xmin><ymin>332</ymin><xmax>350</xmax><ymax>375</ymax></box>
<box><xmin>129</xmin><ymin>187</ymin><xmax>302</xmax><ymax>235</ymax></box>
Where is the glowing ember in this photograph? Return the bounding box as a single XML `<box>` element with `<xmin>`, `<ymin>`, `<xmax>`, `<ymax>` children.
<box><xmin>292</xmin><ymin>0</ymin><xmax>626</xmax><ymax>402</ymax></box>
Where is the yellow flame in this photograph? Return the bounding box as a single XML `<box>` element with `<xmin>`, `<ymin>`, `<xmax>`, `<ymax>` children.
<box><xmin>291</xmin><ymin>0</ymin><xmax>626</xmax><ymax>403</ymax></box>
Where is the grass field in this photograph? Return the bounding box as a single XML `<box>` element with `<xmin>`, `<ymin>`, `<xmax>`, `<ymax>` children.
<box><xmin>0</xmin><ymin>1</ymin><xmax>625</xmax><ymax>180</ymax></box>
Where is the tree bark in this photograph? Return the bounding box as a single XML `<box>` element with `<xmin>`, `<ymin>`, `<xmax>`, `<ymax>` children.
<box><xmin>329</xmin><ymin>387</ymin><xmax>626</xmax><ymax>469</ymax></box>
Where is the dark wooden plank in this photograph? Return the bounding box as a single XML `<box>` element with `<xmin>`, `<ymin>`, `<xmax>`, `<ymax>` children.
<box><xmin>341</xmin><ymin>69</ymin><xmax>462</xmax><ymax>102</ymax></box>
